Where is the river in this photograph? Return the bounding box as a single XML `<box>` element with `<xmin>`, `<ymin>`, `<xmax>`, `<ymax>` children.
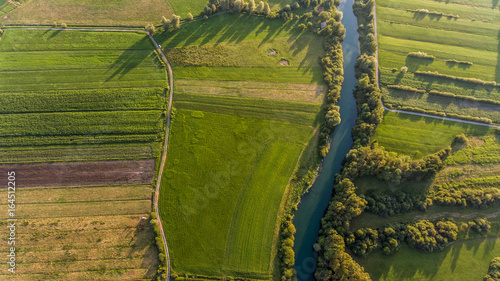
<box><xmin>292</xmin><ymin>0</ymin><xmax>360</xmax><ymax>279</ymax></box>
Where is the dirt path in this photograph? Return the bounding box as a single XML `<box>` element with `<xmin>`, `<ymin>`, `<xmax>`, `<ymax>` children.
<box><xmin>371</xmin><ymin>5</ymin><xmax>500</xmax><ymax>129</ymax></box>
<box><xmin>3</xmin><ymin>26</ymin><xmax>172</xmax><ymax>281</ymax></box>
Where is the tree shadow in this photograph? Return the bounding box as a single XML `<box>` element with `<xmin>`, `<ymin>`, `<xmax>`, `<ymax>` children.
<box><xmin>127</xmin><ymin>217</ymin><xmax>160</xmax><ymax>278</ymax></box>
<box><xmin>405</xmin><ymin>56</ymin><xmax>434</xmax><ymax>72</ymax></box>
<box><xmin>105</xmin><ymin>36</ymin><xmax>153</xmax><ymax>82</ymax></box>
<box><xmin>496</xmin><ymin>30</ymin><xmax>500</xmax><ymax>83</ymax></box>
<box><xmin>493</xmin><ymin>0</ymin><xmax>499</xmax><ymax>9</ymax></box>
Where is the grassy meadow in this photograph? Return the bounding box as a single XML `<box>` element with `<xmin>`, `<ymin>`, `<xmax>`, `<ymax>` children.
<box><xmin>0</xmin><ymin>185</ymin><xmax>158</xmax><ymax>280</ymax></box>
<box><xmin>356</xmin><ymin>237</ymin><xmax>500</xmax><ymax>281</ymax></box>
<box><xmin>373</xmin><ymin>111</ymin><xmax>493</xmax><ymax>158</ymax></box>
<box><xmin>158</xmin><ymin>12</ymin><xmax>325</xmax><ymax>279</ymax></box>
<box><xmin>376</xmin><ymin>0</ymin><xmax>500</xmax><ymax>122</ymax></box>
<box><xmin>0</xmin><ymin>0</ymin><xmax>173</xmax><ymax>26</ymax></box>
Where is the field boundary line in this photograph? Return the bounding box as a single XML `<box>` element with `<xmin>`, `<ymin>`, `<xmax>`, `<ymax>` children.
<box><xmin>3</xmin><ymin>26</ymin><xmax>172</xmax><ymax>281</ymax></box>
<box><xmin>371</xmin><ymin>5</ymin><xmax>500</xmax><ymax>129</ymax></box>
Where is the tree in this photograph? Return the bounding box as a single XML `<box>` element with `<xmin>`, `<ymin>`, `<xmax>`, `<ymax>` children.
<box><xmin>292</xmin><ymin>2</ymin><xmax>300</xmax><ymax>9</ymax></box>
<box><xmin>186</xmin><ymin>13</ymin><xmax>193</xmax><ymax>21</ymax></box>
<box><xmin>256</xmin><ymin>1</ymin><xmax>264</xmax><ymax>13</ymax></box>
<box><xmin>326</xmin><ymin>105</ymin><xmax>341</xmax><ymax>128</ymax></box>
<box><xmin>248</xmin><ymin>0</ymin><xmax>256</xmax><ymax>14</ymax></box>
<box><xmin>145</xmin><ymin>23</ymin><xmax>156</xmax><ymax>35</ymax></box>
<box><xmin>401</xmin><ymin>66</ymin><xmax>408</xmax><ymax>74</ymax></box>
<box><xmin>233</xmin><ymin>0</ymin><xmax>242</xmax><ymax>12</ymax></box>
<box><xmin>171</xmin><ymin>14</ymin><xmax>181</xmax><ymax>30</ymax></box>
<box><xmin>264</xmin><ymin>2</ymin><xmax>271</xmax><ymax>15</ymax></box>
<box><xmin>161</xmin><ymin>16</ymin><xmax>171</xmax><ymax>31</ymax></box>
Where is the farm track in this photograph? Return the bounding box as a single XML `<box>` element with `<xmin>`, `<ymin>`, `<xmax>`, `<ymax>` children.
<box><xmin>372</xmin><ymin>5</ymin><xmax>500</xmax><ymax>129</ymax></box>
<box><xmin>3</xmin><ymin>26</ymin><xmax>172</xmax><ymax>281</ymax></box>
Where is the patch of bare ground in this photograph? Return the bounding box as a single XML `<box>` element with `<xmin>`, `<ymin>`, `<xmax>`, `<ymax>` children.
<box><xmin>0</xmin><ymin>160</ymin><xmax>155</xmax><ymax>188</ymax></box>
<box><xmin>176</xmin><ymin>79</ymin><xmax>326</xmax><ymax>103</ymax></box>
<box><xmin>280</xmin><ymin>59</ymin><xmax>290</xmax><ymax>66</ymax></box>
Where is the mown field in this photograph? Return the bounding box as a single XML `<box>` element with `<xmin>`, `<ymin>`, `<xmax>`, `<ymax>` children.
<box><xmin>0</xmin><ymin>29</ymin><xmax>166</xmax><ymax>164</ymax></box>
<box><xmin>0</xmin><ymin>184</ymin><xmax>158</xmax><ymax>280</ymax></box>
<box><xmin>376</xmin><ymin>0</ymin><xmax>500</xmax><ymax>123</ymax></box>
<box><xmin>157</xmin><ymin>12</ymin><xmax>324</xmax><ymax>279</ymax></box>
<box><xmin>0</xmin><ymin>0</ymin><xmax>173</xmax><ymax>26</ymax></box>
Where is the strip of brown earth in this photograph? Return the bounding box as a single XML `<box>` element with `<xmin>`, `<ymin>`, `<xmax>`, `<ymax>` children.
<box><xmin>0</xmin><ymin>159</ymin><xmax>155</xmax><ymax>188</ymax></box>
<box><xmin>176</xmin><ymin>79</ymin><xmax>326</xmax><ymax>103</ymax></box>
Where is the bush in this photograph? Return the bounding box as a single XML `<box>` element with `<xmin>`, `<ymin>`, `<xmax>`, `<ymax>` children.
<box><xmin>400</xmin><ymin>66</ymin><xmax>408</xmax><ymax>74</ymax></box>
<box><xmin>145</xmin><ymin>23</ymin><xmax>156</xmax><ymax>35</ymax></box>
<box><xmin>186</xmin><ymin>13</ymin><xmax>194</xmax><ymax>21</ymax></box>
<box><xmin>408</xmin><ymin>51</ymin><xmax>435</xmax><ymax>60</ymax></box>
<box><xmin>484</xmin><ymin>257</ymin><xmax>500</xmax><ymax>281</ymax></box>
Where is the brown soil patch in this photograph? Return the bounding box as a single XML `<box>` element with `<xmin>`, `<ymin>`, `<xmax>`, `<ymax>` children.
<box><xmin>0</xmin><ymin>160</ymin><xmax>155</xmax><ymax>188</ymax></box>
<box><xmin>280</xmin><ymin>59</ymin><xmax>289</xmax><ymax>66</ymax></box>
<box><xmin>468</xmin><ymin>136</ymin><xmax>485</xmax><ymax>148</ymax></box>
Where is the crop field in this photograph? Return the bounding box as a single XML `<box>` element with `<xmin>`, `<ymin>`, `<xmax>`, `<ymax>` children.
<box><xmin>159</xmin><ymin>106</ymin><xmax>315</xmax><ymax>278</ymax></box>
<box><xmin>376</xmin><ymin>0</ymin><xmax>500</xmax><ymax>122</ymax></box>
<box><xmin>0</xmin><ymin>28</ymin><xmax>165</xmax><ymax>279</ymax></box>
<box><xmin>0</xmin><ymin>184</ymin><xmax>158</xmax><ymax>280</ymax></box>
<box><xmin>157</xmin><ymin>12</ymin><xmax>324</xmax><ymax>279</ymax></box>
<box><xmin>0</xmin><ymin>29</ymin><xmax>166</xmax><ymax>158</ymax></box>
<box><xmin>0</xmin><ymin>0</ymin><xmax>173</xmax><ymax>26</ymax></box>
<box><xmin>356</xmin><ymin>237</ymin><xmax>500</xmax><ymax>281</ymax></box>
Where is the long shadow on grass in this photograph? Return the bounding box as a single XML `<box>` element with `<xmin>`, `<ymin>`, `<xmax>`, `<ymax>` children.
<box><xmin>105</xmin><ymin>36</ymin><xmax>153</xmax><ymax>82</ymax></box>
<box><xmin>128</xmin><ymin>218</ymin><xmax>159</xmax><ymax>278</ymax></box>
<box><xmin>496</xmin><ymin>30</ymin><xmax>500</xmax><ymax>83</ymax></box>
<box><xmin>405</xmin><ymin>56</ymin><xmax>434</xmax><ymax>72</ymax></box>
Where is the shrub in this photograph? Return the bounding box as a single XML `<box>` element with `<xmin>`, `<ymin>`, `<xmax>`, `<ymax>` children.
<box><xmin>145</xmin><ymin>23</ymin><xmax>156</xmax><ymax>35</ymax></box>
<box><xmin>400</xmin><ymin>66</ymin><xmax>408</xmax><ymax>74</ymax></box>
<box><xmin>408</xmin><ymin>51</ymin><xmax>435</xmax><ymax>60</ymax></box>
<box><xmin>186</xmin><ymin>13</ymin><xmax>193</xmax><ymax>21</ymax></box>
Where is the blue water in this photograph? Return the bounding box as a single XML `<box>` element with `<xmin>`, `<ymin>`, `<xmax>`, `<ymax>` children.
<box><xmin>292</xmin><ymin>0</ymin><xmax>359</xmax><ymax>279</ymax></box>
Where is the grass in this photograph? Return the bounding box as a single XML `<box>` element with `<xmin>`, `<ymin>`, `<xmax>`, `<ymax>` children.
<box><xmin>159</xmin><ymin>107</ymin><xmax>314</xmax><ymax>278</ymax></box>
<box><xmin>375</xmin><ymin>0</ymin><xmax>500</xmax><ymax>120</ymax></box>
<box><xmin>0</xmin><ymin>0</ymin><xmax>173</xmax><ymax>26</ymax></box>
<box><xmin>381</xmin><ymin>88</ymin><xmax>500</xmax><ymax>123</ymax></box>
<box><xmin>373</xmin><ymin>111</ymin><xmax>493</xmax><ymax>158</ymax></box>
<box><xmin>0</xmin><ymin>29</ymin><xmax>166</xmax><ymax>160</ymax></box>
<box><xmin>0</xmin><ymin>144</ymin><xmax>157</xmax><ymax>164</ymax></box>
<box><xmin>356</xmin><ymin>237</ymin><xmax>500</xmax><ymax>281</ymax></box>
<box><xmin>0</xmin><ymin>185</ymin><xmax>158</xmax><ymax>280</ymax></box>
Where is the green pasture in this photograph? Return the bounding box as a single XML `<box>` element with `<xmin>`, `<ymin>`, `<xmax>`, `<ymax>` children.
<box><xmin>174</xmin><ymin>92</ymin><xmax>320</xmax><ymax>126</ymax></box>
<box><xmin>377</xmin><ymin>0</ymin><xmax>499</xmax><ymax>21</ymax></box>
<box><xmin>174</xmin><ymin>65</ymin><xmax>322</xmax><ymax>84</ymax></box>
<box><xmin>378</xmin><ymin>35</ymin><xmax>497</xmax><ymax>82</ymax></box>
<box><xmin>356</xmin><ymin>237</ymin><xmax>500</xmax><ymax>281</ymax></box>
<box><xmin>0</xmin><ymin>134</ymin><xmax>160</xmax><ymax>147</ymax></box>
<box><xmin>379</xmin><ymin>68</ymin><xmax>500</xmax><ymax>101</ymax></box>
<box><xmin>159</xmin><ymin>107</ymin><xmax>314</xmax><ymax>278</ymax></box>
<box><xmin>373</xmin><ymin>111</ymin><xmax>493</xmax><ymax>158</ymax></box>
<box><xmin>381</xmin><ymin>88</ymin><xmax>500</xmax><ymax>123</ymax></box>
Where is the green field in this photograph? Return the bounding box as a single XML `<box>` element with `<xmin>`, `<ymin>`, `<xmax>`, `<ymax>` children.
<box><xmin>158</xmin><ymin>12</ymin><xmax>324</xmax><ymax>279</ymax></box>
<box><xmin>376</xmin><ymin>0</ymin><xmax>500</xmax><ymax>122</ymax></box>
<box><xmin>0</xmin><ymin>185</ymin><xmax>158</xmax><ymax>280</ymax></box>
<box><xmin>160</xmin><ymin>105</ymin><xmax>315</xmax><ymax>278</ymax></box>
<box><xmin>356</xmin><ymin>237</ymin><xmax>500</xmax><ymax>281</ymax></box>
<box><xmin>0</xmin><ymin>0</ymin><xmax>173</xmax><ymax>26</ymax></box>
<box><xmin>373</xmin><ymin>111</ymin><xmax>493</xmax><ymax>158</ymax></box>
<box><xmin>0</xmin><ymin>29</ymin><xmax>166</xmax><ymax>157</ymax></box>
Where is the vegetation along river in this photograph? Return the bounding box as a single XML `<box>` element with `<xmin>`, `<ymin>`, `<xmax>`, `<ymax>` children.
<box><xmin>293</xmin><ymin>0</ymin><xmax>360</xmax><ymax>279</ymax></box>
